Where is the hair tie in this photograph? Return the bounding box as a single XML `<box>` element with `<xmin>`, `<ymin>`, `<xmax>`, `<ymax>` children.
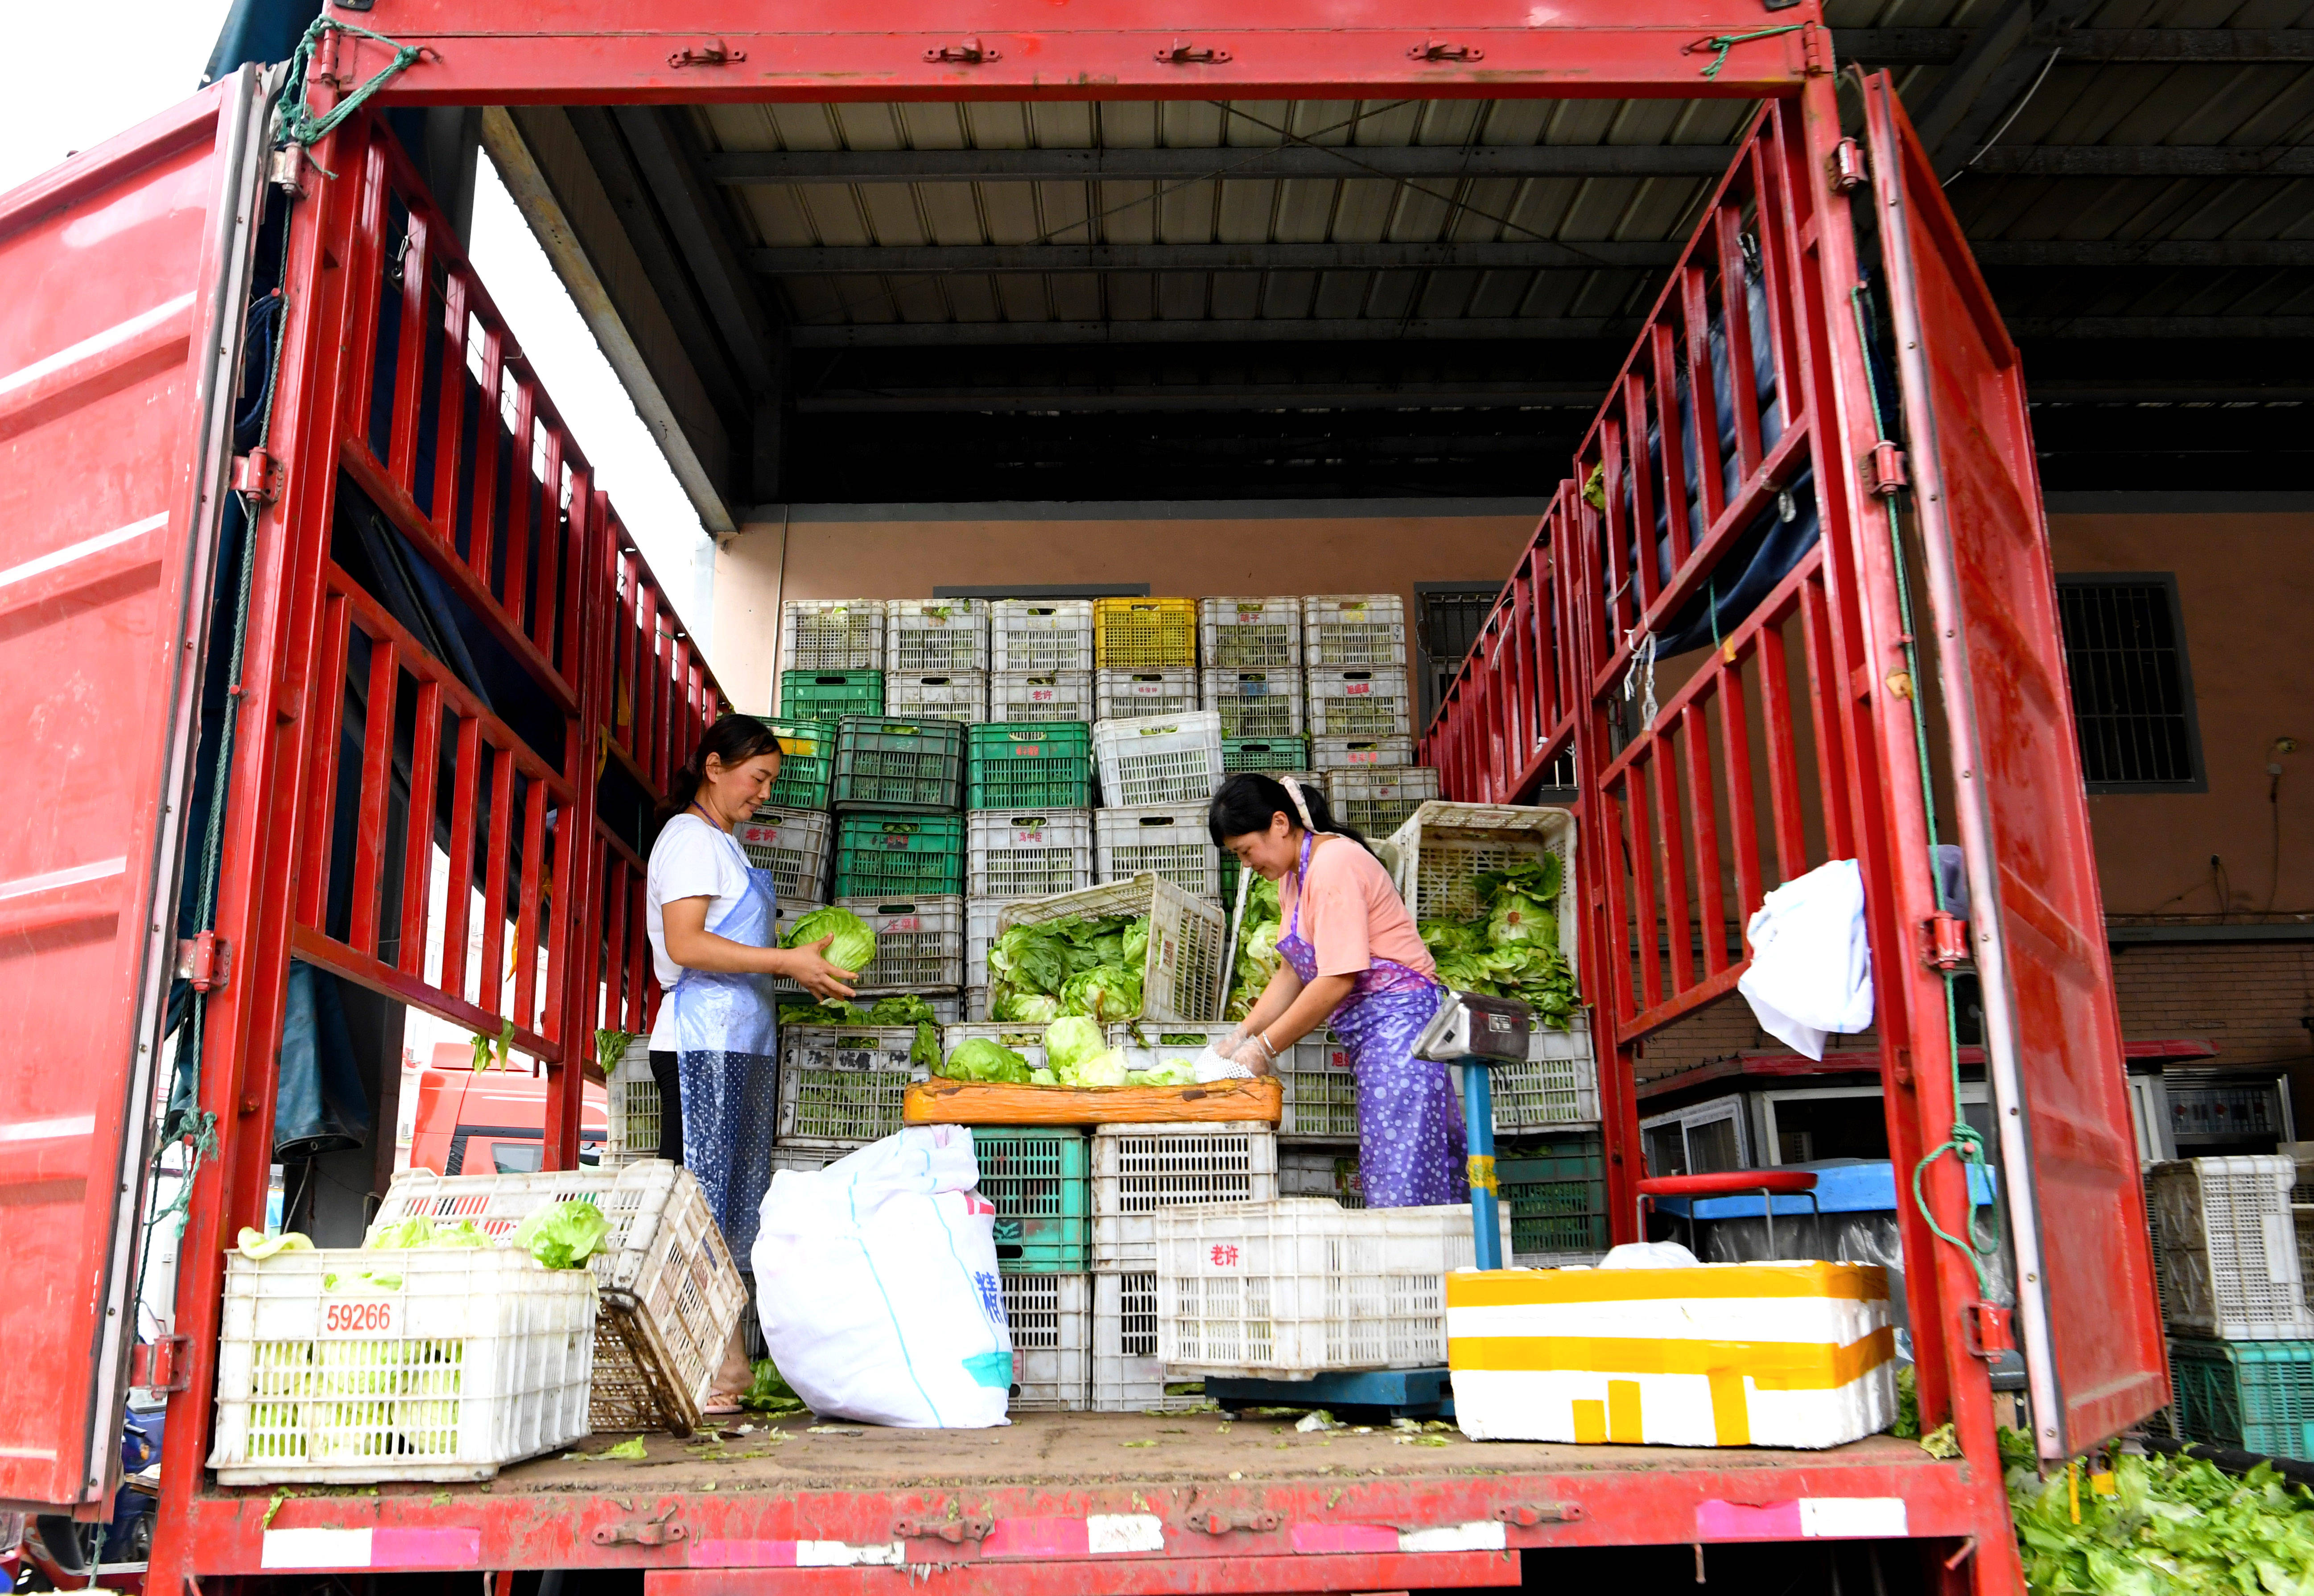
<box><xmin>1281</xmin><ymin>775</ymin><xmax>1316</xmax><ymax>832</ymax></box>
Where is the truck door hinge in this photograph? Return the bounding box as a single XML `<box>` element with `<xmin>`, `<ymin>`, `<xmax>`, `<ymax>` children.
<box><xmin>231</xmin><ymin>450</ymin><xmax>282</xmax><ymax>506</ymax></box>
<box><xmin>1186</xmin><ymin>1508</ymin><xmax>1281</xmax><ymax>1535</ymax></box>
<box><xmin>591</xmin><ymin>1509</ymin><xmax>685</xmax><ymax>1548</ymax></box>
<box><xmin>1962</xmin><ymin>1302</ymin><xmax>2014</xmax><ymax>1360</ymax></box>
<box><xmin>924</xmin><ymin>37</ymin><xmax>1000</xmax><ymax>63</ymax></box>
<box><xmin>1409</xmin><ymin>39</ymin><xmax>1485</xmax><ymax>62</ymax></box>
<box><xmin>666</xmin><ymin>39</ymin><xmax>746</xmax><ymax>69</ymax></box>
<box><xmin>130</xmin><ymin>1336</ymin><xmax>192</xmax><ymax>1394</ymax></box>
<box><xmin>1864</xmin><ymin>440</ymin><xmax>1908</xmax><ymax>497</ymax></box>
<box><xmin>1495</xmin><ymin>1501</ymin><xmax>1585</xmax><ymax>1527</ymax></box>
<box><xmin>1827</xmin><ymin>137</ymin><xmax>1867</xmax><ymax>194</ymax></box>
<box><xmin>1920</xmin><ymin>912</ymin><xmax>1970</xmax><ymax>973</ymax></box>
<box><xmin>265</xmin><ymin>146</ymin><xmax>306</xmax><ymax>197</ymax></box>
<box><xmin>177</xmin><ymin>931</ymin><xmax>231</xmax><ymax>995</ymax></box>
<box><xmin>1802</xmin><ymin>23</ymin><xmax>1833</xmax><ymax>75</ymax></box>
<box><xmin>894</xmin><ymin>1516</ymin><xmax>991</xmax><ymax>1545</ymax></box>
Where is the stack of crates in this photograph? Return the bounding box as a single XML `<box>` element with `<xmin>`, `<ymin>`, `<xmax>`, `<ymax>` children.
<box><xmin>976</xmin><ymin>1125</ymin><xmax>1094</xmax><ymax>1409</ymax></box>
<box><xmin>2154</xmin><ymin>1155</ymin><xmax>2314</xmax><ymax>1460</ymax></box>
<box><xmin>1089</xmin><ymin>598</ymin><xmax>1225</xmax><ymax>914</ymax></box>
<box><xmin>886</xmin><ymin>598</ymin><xmax>989</xmax><ymax>723</ymax></box>
<box><xmin>1201</xmin><ymin>598</ymin><xmax>1304</xmax><ymax>743</ymax></box>
<box><xmin>990</xmin><ymin>600</ymin><xmax>1095</xmax><ymax>726</ymax></box>
<box><xmin>1090</xmin><ymin>1119</ymin><xmax>1278</xmax><ymax>1411</ymax></box>
<box><xmin>965</xmin><ymin>722</ymin><xmax>1095</xmax><ymax>1019</ymax></box>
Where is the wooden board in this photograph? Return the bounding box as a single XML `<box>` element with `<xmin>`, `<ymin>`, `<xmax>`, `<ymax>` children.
<box><xmin>904</xmin><ymin>1076</ymin><xmax>1281</xmax><ymax>1126</ymax></box>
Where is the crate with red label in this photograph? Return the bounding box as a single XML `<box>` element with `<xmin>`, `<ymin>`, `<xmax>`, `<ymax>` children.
<box><xmin>1306</xmin><ymin>666</ymin><xmax>1412</xmax><ymax>739</ymax></box>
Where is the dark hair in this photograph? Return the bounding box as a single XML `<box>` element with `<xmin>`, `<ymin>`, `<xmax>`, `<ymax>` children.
<box><xmin>1207</xmin><ymin>772</ymin><xmax>1370</xmax><ymax>852</ymax></box>
<box><xmin>659</xmin><ymin>714</ymin><xmax>784</xmax><ymax>821</ymax></box>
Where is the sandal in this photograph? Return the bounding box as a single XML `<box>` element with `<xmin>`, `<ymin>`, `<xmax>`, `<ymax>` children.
<box><xmin>702</xmin><ymin>1392</ymin><xmax>745</xmax><ymax>1416</ymax></box>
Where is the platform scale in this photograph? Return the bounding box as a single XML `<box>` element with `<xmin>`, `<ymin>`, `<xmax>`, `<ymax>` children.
<box><xmin>1206</xmin><ymin>992</ymin><xmax>1531</xmax><ymax>1420</ymax></box>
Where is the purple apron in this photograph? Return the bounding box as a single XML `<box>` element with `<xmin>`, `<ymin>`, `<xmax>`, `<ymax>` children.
<box><xmin>1278</xmin><ymin>833</ymin><xmax>1467</xmax><ymax>1209</ymax></box>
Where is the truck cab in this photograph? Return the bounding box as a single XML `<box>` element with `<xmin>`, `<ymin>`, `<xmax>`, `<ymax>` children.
<box><xmin>406</xmin><ymin>1045</ymin><xmax>610</xmax><ymax>1176</ymax></box>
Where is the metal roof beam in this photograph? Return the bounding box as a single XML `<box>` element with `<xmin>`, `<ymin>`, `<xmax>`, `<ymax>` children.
<box><xmin>1976</xmin><ymin>239</ymin><xmax>2314</xmax><ymax>266</ymax></box>
<box><xmin>758</xmin><ymin>241</ymin><xmax>1679</xmax><ymax>274</ymax></box>
<box><xmin>709</xmin><ymin>145</ymin><xmax>1738</xmax><ymax>184</ymax></box>
<box><xmin>796</xmin><ymin>384</ymin><xmax>1608</xmax><ymax>413</ymax></box>
<box><xmin>1968</xmin><ymin>146</ymin><xmax>2314</xmax><ymax>178</ymax></box>
<box><xmin>1837</xmin><ymin>27</ymin><xmax>2314</xmax><ymax>65</ymax></box>
<box><xmin>790</xmin><ymin>318</ymin><xmax>1640</xmax><ymax>347</ymax></box>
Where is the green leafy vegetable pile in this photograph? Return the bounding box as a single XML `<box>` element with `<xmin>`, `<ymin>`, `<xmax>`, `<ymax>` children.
<box><xmin>783</xmin><ymin>903</ymin><xmax>879</xmax><ymax>975</ymax></box>
<box><xmin>368</xmin><ymin>1216</ymin><xmax>491</xmax><ymax>1251</ymax></box>
<box><xmin>779</xmin><ymin>993</ymin><xmax>939</xmax><ymax>1027</ymax></box>
<box><xmin>742</xmin><ymin>1359</ymin><xmax>810</xmax><ymax>1416</ymax></box>
<box><xmin>1045</xmin><ymin>1015</ymin><xmax>1130</xmax><ymax>1086</ymax></box>
<box><xmin>2011</xmin><ymin>1450</ymin><xmax>2314</xmax><ymax>1594</ymax></box>
<box><xmin>1225</xmin><ymin>876</ymin><xmax>1283</xmax><ymax>1022</ymax></box>
<box><xmin>1418</xmin><ymin>856</ymin><xmax>1578</xmax><ymax>1029</ymax></box>
<box><xmin>986</xmin><ymin>914</ymin><xmax>1151</xmax><ymax>1024</ymax></box>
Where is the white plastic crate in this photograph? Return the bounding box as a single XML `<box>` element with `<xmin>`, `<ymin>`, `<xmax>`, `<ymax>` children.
<box><xmin>1388</xmin><ymin>801</ymin><xmax>1580</xmax><ymax>977</ymax></box>
<box><xmin>737</xmin><ymin>806</ymin><xmax>834</xmax><ymax>905</ymax></box>
<box><xmin>1096</xmin><ymin>667</ymin><xmax>1199</xmax><ymax>722</ymax></box>
<box><xmin>998</xmin><ymin>875</ymin><xmax>1228</xmax><ymax>1023</ymax></box>
<box><xmin>604</xmin><ymin>1037</ymin><xmax>663</xmax><ymax>1167</ymax></box>
<box><xmin>992</xmin><ymin>599</ymin><xmax>1095</xmax><ymax>673</ymax></box>
<box><xmin>1202</xmin><ymin>668</ymin><xmax>1306</xmax><ymax>740</ymax></box>
<box><xmin>1199</xmin><ymin>597</ymin><xmax>1302</xmax><ymax>670</ymax></box>
<box><xmin>1323</xmin><ymin>765</ymin><xmax>1442</xmax><ymax>838</ymax></box>
<box><xmin>1302</xmin><ymin>594</ymin><xmax>1409</xmax><ymax>669</ymax></box>
<box><xmin>836</xmin><ymin>893</ymin><xmax>965</xmax><ymax>992</ymax></box>
<box><xmin>770</xmin><ymin>1145</ymin><xmax>844</xmax><ymax>1177</ymax></box>
<box><xmin>969</xmin><ymin>809</ymin><xmax>1096</xmax><ymax>901</ymax></box>
<box><xmin>1306</xmin><ymin>666</ymin><xmax>1413</xmax><ymax>739</ymax></box>
<box><xmin>1092</xmin><ymin>1123</ymin><xmax>1280</xmax><ymax>1270</ymax></box>
<box><xmin>1279</xmin><ymin>1032</ymin><xmax>1362</xmax><ymax>1142</ymax></box>
<box><xmin>2300</xmin><ymin>1208</ymin><xmax>2314</xmax><ymax>1311</ymax></box>
<box><xmin>1155</xmin><ymin>1198</ymin><xmax>1510</xmax><ymax>1378</ymax></box>
<box><xmin>768</xmin><ymin>901</ymin><xmax>825</xmax><ymax>998</ymax></box>
<box><xmin>2149</xmin><ymin>1156</ymin><xmax>2314</xmax><ymax>1339</ymax></box>
<box><xmin>886</xmin><ymin>671</ymin><xmax>987</xmax><ymax>723</ymax></box>
<box><xmin>1093</xmin><ymin>1270</ymin><xmax>1206</xmax><ymax>1412</ymax></box>
<box><xmin>990</xmin><ymin>670</ymin><xmax>1095</xmax><ymax>724</ymax></box>
<box><xmin>968</xmin><ymin>897</ymin><xmax>1002</xmax><ymax>988</ymax></box>
<box><xmin>781</xmin><ymin>598</ymin><xmax>884</xmax><ymax>671</ymax></box>
<box><xmin>1095</xmin><ymin>710</ymin><xmax>1225</xmax><ymax>808</ymax></box>
<box><xmin>1103</xmin><ymin>1019</ymin><xmax>1235</xmax><ymax>1078</ymax></box>
<box><xmin>1279</xmin><ymin>1146</ymin><xmax>1364</xmax><ymax>1204</ymax></box>
<box><xmin>1493</xmin><ymin>1015</ymin><xmax>1601</xmax><ymax>1130</ymax></box>
<box><xmin>965</xmin><ymin>984</ymin><xmax>990</xmax><ymax>1021</ymax></box>
<box><xmin>776</xmin><ymin>1030</ymin><xmax>930</xmax><ymax>1147</ymax></box>
<box><xmin>367</xmin><ymin>1161</ymin><xmax>747</xmax><ymax>1435</ymax></box>
<box><xmin>210</xmin><ymin>1246</ymin><xmax>595</xmax><ymax>1485</ymax></box>
<box><xmin>886</xmin><ymin>598</ymin><xmax>990</xmax><ymax>673</ymax></box>
<box><xmin>1002</xmin><ymin>1271</ymin><xmax>1091</xmax><ymax>1412</ymax></box>
<box><xmin>942</xmin><ymin>1020</ymin><xmax>1056</xmax><ymax>1074</ymax></box>
<box><xmin>1096</xmin><ymin>805</ymin><xmax>1221</xmax><ymax>901</ymax></box>
<box><xmin>1311</xmin><ymin>735</ymin><xmax>1417</xmax><ymax>771</ymax></box>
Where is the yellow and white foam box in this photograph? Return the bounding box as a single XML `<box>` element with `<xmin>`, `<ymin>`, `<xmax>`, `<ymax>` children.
<box><xmin>1447</xmin><ymin>1262</ymin><xmax>1897</xmax><ymax>1449</ymax></box>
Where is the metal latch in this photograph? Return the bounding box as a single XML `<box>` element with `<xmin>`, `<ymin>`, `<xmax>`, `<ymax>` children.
<box><xmin>1827</xmin><ymin>137</ymin><xmax>1867</xmax><ymax>193</ymax></box>
<box><xmin>591</xmin><ymin>1509</ymin><xmax>685</xmax><ymax>1548</ymax></box>
<box><xmin>1408</xmin><ymin>39</ymin><xmax>1485</xmax><ymax>62</ymax></box>
<box><xmin>1962</xmin><ymin>1302</ymin><xmax>2014</xmax><ymax>1360</ymax></box>
<box><xmin>266</xmin><ymin>147</ymin><xmax>306</xmax><ymax>197</ymax></box>
<box><xmin>177</xmin><ymin>932</ymin><xmax>232</xmax><ymax>995</ymax></box>
<box><xmin>894</xmin><ymin>1516</ymin><xmax>992</xmax><ymax>1545</ymax></box>
<box><xmin>1864</xmin><ymin>440</ymin><xmax>1909</xmax><ymax>497</ymax></box>
<box><xmin>231</xmin><ymin>450</ymin><xmax>281</xmax><ymax>506</ymax></box>
<box><xmin>924</xmin><ymin>37</ymin><xmax>1000</xmax><ymax>63</ymax></box>
<box><xmin>130</xmin><ymin>1337</ymin><xmax>192</xmax><ymax>1394</ymax></box>
<box><xmin>1186</xmin><ymin>1508</ymin><xmax>1280</xmax><ymax>1535</ymax></box>
<box><xmin>1919</xmin><ymin>912</ymin><xmax>1969</xmax><ymax>973</ymax></box>
<box><xmin>1494</xmin><ymin>1502</ymin><xmax>1585</xmax><ymax>1527</ymax></box>
<box><xmin>667</xmin><ymin>39</ymin><xmax>745</xmax><ymax>68</ymax></box>
<box><xmin>1155</xmin><ymin>40</ymin><xmax>1232</xmax><ymax>63</ymax></box>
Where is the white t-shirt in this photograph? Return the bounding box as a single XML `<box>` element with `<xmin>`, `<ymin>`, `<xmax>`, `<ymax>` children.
<box><xmin>645</xmin><ymin>813</ymin><xmax>758</xmax><ymax>1051</ymax></box>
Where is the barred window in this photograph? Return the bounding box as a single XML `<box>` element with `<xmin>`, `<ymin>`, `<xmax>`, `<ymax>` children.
<box><xmin>1415</xmin><ymin>582</ymin><xmax>1502</xmax><ymax>727</ymax></box>
<box><xmin>2055</xmin><ymin>575</ymin><xmax>2203</xmax><ymax>792</ymax></box>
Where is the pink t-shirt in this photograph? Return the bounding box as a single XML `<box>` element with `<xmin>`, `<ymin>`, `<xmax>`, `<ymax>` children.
<box><xmin>1279</xmin><ymin>834</ymin><xmax>1436</xmax><ymax>980</ymax></box>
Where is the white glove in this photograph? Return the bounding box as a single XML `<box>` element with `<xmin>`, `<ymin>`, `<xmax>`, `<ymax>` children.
<box><xmin>1193</xmin><ymin>1045</ymin><xmax>1254</xmax><ymax>1083</ymax></box>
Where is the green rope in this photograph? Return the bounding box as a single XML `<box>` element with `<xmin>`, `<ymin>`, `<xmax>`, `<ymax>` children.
<box><xmin>276</xmin><ymin>15</ymin><xmax>425</xmax><ymax>156</ymax></box>
<box><xmin>1850</xmin><ymin>285</ymin><xmax>1998</xmax><ymax>1297</ymax></box>
<box><xmin>1691</xmin><ymin>24</ymin><xmax>1807</xmax><ymax>80</ymax></box>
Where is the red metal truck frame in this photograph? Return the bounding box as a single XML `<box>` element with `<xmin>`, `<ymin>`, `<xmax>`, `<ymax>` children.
<box><xmin>0</xmin><ymin>8</ymin><xmax>2161</xmax><ymax>1595</ymax></box>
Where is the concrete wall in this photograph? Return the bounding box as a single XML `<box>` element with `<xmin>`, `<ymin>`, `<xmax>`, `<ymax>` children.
<box><xmin>709</xmin><ymin>499</ymin><xmax>1545</xmax><ymax>718</ymax></box>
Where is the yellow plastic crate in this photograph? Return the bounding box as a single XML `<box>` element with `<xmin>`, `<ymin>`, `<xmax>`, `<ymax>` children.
<box><xmin>1094</xmin><ymin>598</ymin><xmax>1197</xmax><ymax>668</ymax></box>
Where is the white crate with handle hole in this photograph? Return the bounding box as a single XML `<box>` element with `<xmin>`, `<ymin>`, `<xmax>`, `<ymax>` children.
<box><xmin>886</xmin><ymin>672</ymin><xmax>987</xmax><ymax>723</ymax></box>
<box><xmin>1301</xmin><ymin>594</ymin><xmax>1408</xmax><ymax>669</ymax></box>
<box><xmin>992</xmin><ymin>599</ymin><xmax>1094</xmax><ymax>673</ymax></box>
<box><xmin>1199</xmin><ymin>596</ymin><xmax>1302</xmax><ymax>670</ymax></box>
<box><xmin>1094</xmin><ymin>711</ymin><xmax>1225</xmax><ymax>808</ymax></box>
<box><xmin>1096</xmin><ymin>666</ymin><xmax>1199</xmax><ymax>722</ymax></box>
<box><xmin>1155</xmin><ymin>1198</ymin><xmax>1510</xmax><ymax>1379</ymax></box>
<box><xmin>363</xmin><ymin>1160</ymin><xmax>747</xmax><ymax>1436</ymax></box>
<box><xmin>776</xmin><ymin>1030</ymin><xmax>932</xmax><ymax>1147</ymax></box>
<box><xmin>1311</xmin><ymin>735</ymin><xmax>1415</xmax><ymax>771</ymax></box>
<box><xmin>1002</xmin><ymin>1271</ymin><xmax>1091</xmax><ymax>1412</ymax></box>
<box><xmin>209</xmin><ymin>1245</ymin><xmax>596</xmax><ymax>1485</ymax></box>
<box><xmin>969</xmin><ymin>809</ymin><xmax>1095</xmax><ymax>901</ymax></box>
<box><xmin>1095</xmin><ymin>804</ymin><xmax>1221</xmax><ymax>902</ymax></box>
<box><xmin>1093</xmin><ymin>1270</ymin><xmax>1207</xmax><ymax>1413</ymax></box>
<box><xmin>990</xmin><ymin>671</ymin><xmax>1095</xmax><ymax>724</ymax></box>
<box><xmin>1306</xmin><ymin>666</ymin><xmax>1413</xmax><ymax>739</ymax></box>
<box><xmin>886</xmin><ymin>598</ymin><xmax>990</xmax><ymax>672</ymax></box>
<box><xmin>736</xmin><ymin>806</ymin><xmax>834</xmax><ymax>906</ymax></box>
<box><xmin>1202</xmin><ymin>668</ymin><xmax>1306</xmax><ymax>740</ymax></box>
<box><xmin>603</xmin><ymin>1035</ymin><xmax>662</xmax><ymax>1167</ymax></box>
<box><xmin>2150</xmin><ymin>1155</ymin><xmax>2314</xmax><ymax>1339</ymax></box>
<box><xmin>997</xmin><ymin>874</ymin><xmax>1228</xmax><ymax>1024</ymax></box>
<box><xmin>780</xmin><ymin>598</ymin><xmax>884</xmax><ymax>671</ymax></box>
<box><xmin>836</xmin><ymin>894</ymin><xmax>965</xmax><ymax>992</ymax></box>
<box><xmin>1323</xmin><ymin>765</ymin><xmax>1441</xmax><ymax>838</ymax></box>
<box><xmin>1092</xmin><ymin>1122</ymin><xmax>1279</xmax><ymax>1271</ymax></box>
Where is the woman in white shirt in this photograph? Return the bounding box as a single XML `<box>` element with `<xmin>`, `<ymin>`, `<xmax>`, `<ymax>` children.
<box><xmin>647</xmin><ymin>715</ymin><xmax>854</xmax><ymax>1408</ymax></box>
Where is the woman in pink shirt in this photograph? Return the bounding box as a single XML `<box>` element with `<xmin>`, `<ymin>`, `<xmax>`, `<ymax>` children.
<box><xmin>1208</xmin><ymin>774</ymin><xmax>1467</xmax><ymax>1208</ymax></box>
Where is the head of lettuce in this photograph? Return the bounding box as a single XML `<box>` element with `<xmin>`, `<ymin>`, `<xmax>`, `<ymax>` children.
<box><xmin>783</xmin><ymin>905</ymin><xmax>878</xmax><ymax>977</ymax></box>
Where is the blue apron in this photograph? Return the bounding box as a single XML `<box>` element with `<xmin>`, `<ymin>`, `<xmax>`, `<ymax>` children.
<box><xmin>666</xmin><ymin>822</ymin><xmax>780</xmax><ymax>1263</ymax></box>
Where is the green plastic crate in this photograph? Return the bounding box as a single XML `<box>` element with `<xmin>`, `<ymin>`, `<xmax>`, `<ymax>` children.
<box><xmin>968</xmin><ymin>722</ymin><xmax>1094</xmax><ymax>810</ymax></box>
<box><xmin>763</xmin><ymin>715</ymin><xmax>837</xmax><ymax>810</ymax></box>
<box><xmin>2170</xmin><ymin>1337</ymin><xmax>2314</xmax><ymax>1460</ymax></box>
<box><xmin>1500</xmin><ymin>1131</ymin><xmax>1609</xmax><ymax>1256</ymax></box>
<box><xmin>831</xmin><ymin>715</ymin><xmax>967</xmax><ymax>813</ymax></box>
<box><xmin>975</xmin><ymin>1126</ymin><xmax>1091</xmax><ymax>1274</ymax></box>
<box><xmin>834</xmin><ymin>812</ymin><xmax>965</xmax><ymax>898</ymax></box>
<box><xmin>781</xmin><ymin>669</ymin><xmax>884</xmax><ymax>724</ymax></box>
<box><xmin>1223</xmin><ymin>737</ymin><xmax>1312</xmax><ymax>775</ymax></box>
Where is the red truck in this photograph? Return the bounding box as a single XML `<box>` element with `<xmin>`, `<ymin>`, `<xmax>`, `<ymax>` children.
<box><xmin>405</xmin><ymin>1046</ymin><xmax>610</xmax><ymax>1176</ymax></box>
<box><xmin>0</xmin><ymin>11</ymin><xmax>2162</xmax><ymax>1595</ymax></box>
